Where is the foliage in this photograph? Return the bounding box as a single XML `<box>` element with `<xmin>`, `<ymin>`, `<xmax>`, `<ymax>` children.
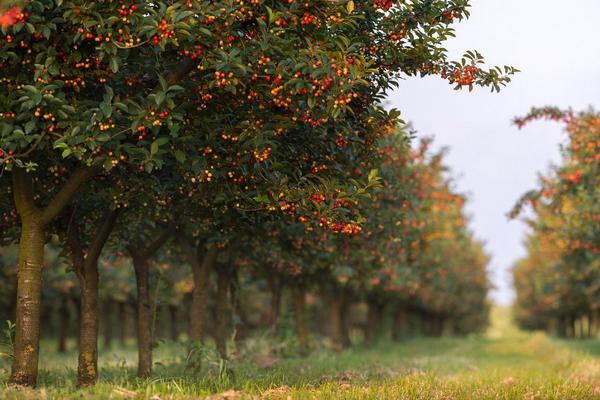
<box><xmin>512</xmin><ymin>108</ymin><xmax>600</xmax><ymax>334</ymax></box>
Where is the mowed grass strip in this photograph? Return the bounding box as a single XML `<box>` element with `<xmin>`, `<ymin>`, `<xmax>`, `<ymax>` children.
<box><xmin>2</xmin><ymin>308</ymin><xmax>600</xmax><ymax>399</ymax></box>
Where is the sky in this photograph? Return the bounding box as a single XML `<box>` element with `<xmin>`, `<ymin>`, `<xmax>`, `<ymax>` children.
<box><xmin>387</xmin><ymin>0</ymin><xmax>600</xmax><ymax>304</ymax></box>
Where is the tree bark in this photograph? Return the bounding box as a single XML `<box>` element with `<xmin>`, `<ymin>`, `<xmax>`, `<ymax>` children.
<box><xmin>57</xmin><ymin>297</ymin><xmax>69</xmax><ymax>353</ymax></box>
<box><xmin>77</xmin><ymin>269</ymin><xmax>99</xmax><ymax>386</ymax></box>
<box><xmin>215</xmin><ymin>265</ymin><xmax>231</xmax><ymax>360</ymax></box>
<box><xmin>133</xmin><ymin>255</ymin><xmax>153</xmax><ymax>378</ymax></box>
<box><xmin>392</xmin><ymin>306</ymin><xmax>407</xmax><ymax>341</ymax></box>
<box><xmin>267</xmin><ymin>274</ymin><xmax>282</xmax><ymax>332</ymax></box>
<box><xmin>292</xmin><ymin>285</ymin><xmax>308</xmax><ymax>357</ymax></box>
<box><xmin>340</xmin><ymin>299</ymin><xmax>352</xmax><ymax>349</ymax></box>
<box><xmin>365</xmin><ymin>298</ymin><xmax>383</xmax><ymax>347</ymax></box>
<box><xmin>329</xmin><ymin>295</ymin><xmax>345</xmax><ymax>352</ymax></box>
<box><xmin>117</xmin><ymin>301</ymin><xmax>127</xmax><ymax>345</ymax></box>
<box><xmin>103</xmin><ymin>300</ymin><xmax>113</xmax><ymax>349</ymax></box>
<box><xmin>9</xmin><ymin>217</ymin><xmax>45</xmax><ymax>387</ymax></box>
<box><xmin>68</xmin><ymin>209</ymin><xmax>118</xmax><ymax>386</ymax></box>
<box><xmin>9</xmin><ymin>166</ymin><xmax>95</xmax><ymax>387</ymax></box>
<box><xmin>127</xmin><ymin>226</ymin><xmax>172</xmax><ymax>378</ymax></box>
<box><xmin>189</xmin><ymin>244</ymin><xmax>217</xmax><ymax>342</ymax></box>
<box><xmin>168</xmin><ymin>305</ymin><xmax>179</xmax><ymax>341</ymax></box>
<box><xmin>230</xmin><ymin>267</ymin><xmax>248</xmax><ymax>354</ymax></box>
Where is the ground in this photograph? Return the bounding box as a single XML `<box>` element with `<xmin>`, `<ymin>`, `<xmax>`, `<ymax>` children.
<box><xmin>2</xmin><ymin>307</ymin><xmax>600</xmax><ymax>399</ymax></box>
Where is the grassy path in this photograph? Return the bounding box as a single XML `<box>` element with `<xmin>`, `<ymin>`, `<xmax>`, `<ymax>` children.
<box><xmin>2</xmin><ymin>307</ymin><xmax>600</xmax><ymax>399</ymax></box>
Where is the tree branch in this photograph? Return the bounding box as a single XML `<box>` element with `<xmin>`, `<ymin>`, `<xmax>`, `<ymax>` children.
<box><xmin>85</xmin><ymin>208</ymin><xmax>121</xmax><ymax>267</ymax></box>
<box><xmin>12</xmin><ymin>168</ymin><xmax>40</xmax><ymax>221</ymax></box>
<box><xmin>165</xmin><ymin>59</ymin><xmax>195</xmax><ymax>87</ymax></box>
<box><xmin>41</xmin><ymin>166</ymin><xmax>97</xmax><ymax>226</ymax></box>
<box><xmin>66</xmin><ymin>219</ymin><xmax>85</xmax><ymax>281</ymax></box>
<box><xmin>142</xmin><ymin>224</ymin><xmax>174</xmax><ymax>259</ymax></box>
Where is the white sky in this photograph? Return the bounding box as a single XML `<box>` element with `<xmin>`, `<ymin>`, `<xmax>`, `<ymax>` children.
<box><xmin>388</xmin><ymin>0</ymin><xmax>600</xmax><ymax>304</ymax></box>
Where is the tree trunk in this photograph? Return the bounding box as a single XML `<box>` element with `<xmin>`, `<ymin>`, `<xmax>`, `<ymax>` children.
<box><xmin>293</xmin><ymin>285</ymin><xmax>308</xmax><ymax>357</ymax></box>
<box><xmin>10</xmin><ymin>166</ymin><xmax>94</xmax><ymax>387</ymax></box>
<box><xmin>215</xmin><ymin>265</ymin><xmax>230</xmax><ymax>360</ymax></box>
<box><xmin>558</xmin><ymin>315</ymin><xmax>569</xmax><ymax>337</ymax></box>
<box><xmin>66</xmin><ymin>209</ymin><xmax>118</xmax><ymax>387</ymax></box>
<box><xmin>77</xmin><ymin>262</ymin><xmax>99</xmax><ymax>386</ymax></box>
<box><xmin>230</xmin><ymin>268</ymin><xmax>248</xmax><ymax>354</ymax></box>
<box><xmin>9</xmin><ymin>219</ymin><xmax>45</xmax><ymax>387</ymax></box>
<box><xmin>329</xmin><ymin>295</ymin><xmax>345</xmax><ymax>352</ymax></box>
<box><xmin>590</xmin><ymin>309</ymin><xmax>600</xmax><ymax>338</ymax></box>
<box><xmin>365</xmin><ymin>299</ymin><xmax>383</xmax><ymax>347</ymax></box>
<box><xmin>117</xmin><ymin>301</ymin><xmax>127</xmax><ymax>345</ymax></box>
<box><xmin>57</xmin><ymin>297</ymin><xmax>69</xmax><ymax>353</ymax></box>
<box><xmin>392</xmin><ymin>306</ymin><xmax>407</xmax><ymax>341</ymax></box>
<box><xmin>267</xmin><ymin>275</ymin><xmax>282</xmax><ymax>332</ymax></box>
<box><xmin>133</xmin><ymin>256</ymin><xmax>153</xmax><ymax>378</ymax></box>
<box><xmin>103</xmin><ymin>300</ymin><xmax>113</xmax><ymax>349</ymax></box>
<box><xmin>190</xmin><ymin>245</ymin><xmax>217</xmax><ymax>342</ymax></box>
<box><xmin>340</xmin><ymin>299</ymin><xmax>351</xmax><ymax>349</ymax></box>
<box><xmin>169</xmin><ymin>305</ymin><xmax>179</xmax><ymax>341</ymax></box>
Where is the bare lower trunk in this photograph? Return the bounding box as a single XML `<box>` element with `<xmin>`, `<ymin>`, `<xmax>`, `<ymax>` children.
<box><xmin>365</xmin><ymin>299</ymin><xmax>383</xmax><ymax>347</ymax></box>
<box><xmin>57</xmin><ymin>297</ymin><xmax>69</xmax><ymax>353</ymax></box>
<box><xmin>103</xmin><ymin>300</ymin><xmax>113</xmax><ymax>349</ymax></box>
<box><xmin>392</xmin><ymin>306</ymin><xmax>407</xmax><ymax>341</ymax></box>
<box><xmin>267</xmin><ymin>275</ymin><xmax>282</xmax><ymax>332</ymax></box>
<box><xmin>293</xmin><ymin>285</ymin><xmax>307</xmax><ymax>357</ymax></box>
<box><xmin>340</xmin><ymin>299</ymin><xmax>351</xmax><ymax>348</ymax></box>
<box><xmin>133</xmin><ymin>256</ymin><xmax>153</xmax><ymax>378</ymax></box>
<box><xmin>10</xmin><ymin>166</ymin><xmax>94</xmax><ymax>387</ymax></box>
<box><xmin>169</xmin><ymin>305</ymin><xmax>179</xmax><ymax>341</ymax></box>
<box><xmin>230</xmin><ymin>269</ymin><xmax>248</xmax><ymax>354</ymax></box>
<box><xmin>215</xmin><ymin>266</ymin><xmax>230</xmax><ymax>359</ymax></box>
<box><xmin>77</xmin><ymin>266</ymin><xmax>99</xmax><ymax>386</ymax></box>
<box><xmin>329</xmin><ymin>296</ymin><xmax>345</xmax><ymax>352</ymax></box>
<box><xmin>190</xmin><ymin>245</ymin><xmax>217</xmax><ymax>342</ymax></box>
<box><xmin>117</xmin><ymin>301</ymin><xmax>127</xmax><ymax>345</ymax></box>
<box><xmin>10</xmin><ymin>220</ymin><xmax>44</xmax><ymax>387</ymax></box>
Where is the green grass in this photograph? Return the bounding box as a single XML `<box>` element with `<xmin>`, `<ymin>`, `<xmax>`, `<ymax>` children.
<box><xmin>2</xmin><ymin>307</ymin><xmax>600</xmax><ymax>399</ymax></box>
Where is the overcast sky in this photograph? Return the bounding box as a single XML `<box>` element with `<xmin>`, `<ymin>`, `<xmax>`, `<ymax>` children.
<box><xmin>388</xmin><ymin>0</ymin><xmax>600</xmax><ymax>304</ymax></box>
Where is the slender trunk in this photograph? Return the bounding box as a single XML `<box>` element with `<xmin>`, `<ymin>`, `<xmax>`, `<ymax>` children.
<box><xmin>190</xmin><ymin>245</ymin><xmax>217</xmax><ymax>342</ymax></box>
<box><xmin>9</xmin><ymin>219</ymin><xmax>44</xmax><ymax>387</ymax></box>
<box><xmin>293</xmin><ymin>285</ymin><xmax>308</xmax><ymax>357</ymax></box>
<box><xmin>67</xmin><ymin>209</ymin><xmax>118</xmax><ymax>387</ymax></box>
<box><xmin>10</xmin><ymin>167</ymin><xmax>94</xmax><ymax>387</ymax></box>
<box><xmin>329</xmin><ymin>296</ymin><xmax>344</xmax><ymax>352</ymax></box>
<box><xmin>365</xmin><ymin>299</ymin><xmax>382</xmax><ymax>347</ymax></box>
<box><xmin>117</xmin><ymin>301</ymin><xmax>127</xmax><ymax>345</ymax></box>
<box><xmin>77</xmin><ymin>261</ymin><xmax>99</xmax><ymax>386</ymax></box>
<box><xmin>392</xmin><ymin>306</ymin><xmax>407</xmax><ymax>341</ymax></box>
<box><xmin>215</xmin><ymin>265</ymin><xmax>230</xmax><ymax>360</ymax></box>
<box><xmin>133</xmin><ymin>256</ymin><xmax>153</xmax><ymax>378</ymax></box>
<box><xmin>230</xmin><ymin>269</ymin><xmax>247</xmax><ymax>354</ymax></box>
<box><xmin>340</xmin><ymin>299</ymin><xmax>351</xmax><ymax>349</ymax></box>
<box><xmin>558</xmin><ymin>315</ymin><xmax>568</xmax><ymax>337</ymax></box>
<box><xmin>103</xmin><ymin>300</ymin><xmax>113</xmax><ymax>349</ymax></box>
<box><xmin>267</xmin><ymin>275</ymin><xmax>282</xmax><ymax>332</ymax></box>
<box><xmin>592</xmin><ymin>309</ymin><xmax>600</xmax><ymax>338</ymax></box>
<box><xmin>57</xmin><ymin>297</ymin><xmax>69</xmax><ymax>353</ymax></box>
<box><xmin>169</xmin><ymin>305</ymin><xmax>179</xmax><ymax>341</ymax></box>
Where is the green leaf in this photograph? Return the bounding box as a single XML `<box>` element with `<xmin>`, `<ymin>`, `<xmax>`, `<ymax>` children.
<box><xmin>174</xmin><ymin>150</ymin><xmax>186</xmax><ymax>163</ymax></box>
<box><xmin>109</xmin><ymin>57</ymin><xmax>119</xmax><ymax>73</ymax></box>
<box><xmin>150</xmin><ymin>141</ymin><xmax>159</xmax><ymax>155</ymax></box>
<box><xmin>24</xmin><ymin>120</ymin><xmax>36</xmax><ymax>134</ymax></box>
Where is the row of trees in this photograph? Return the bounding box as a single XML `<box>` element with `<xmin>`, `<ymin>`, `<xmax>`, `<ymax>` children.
<box><xmin>0</xmin><ymin>0</ymin><xmax>513</xmax><ymax>387</ymax></box>
<box><xmin>512</xmin><ymin>107</ymin><xmax>599</xmax><ymax>338</ymax></box>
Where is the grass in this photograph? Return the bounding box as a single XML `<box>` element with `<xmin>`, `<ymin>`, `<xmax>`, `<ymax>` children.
<box><xmin>2</xmin><ymin>307</ymin><xmax>600</xmax><ymax>399</ymax></box>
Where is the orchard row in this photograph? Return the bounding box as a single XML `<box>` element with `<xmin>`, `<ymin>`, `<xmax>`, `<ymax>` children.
<box><xmin>0</xmin><ymin>0</ymin><xmax>514</xmax><ymax>388</ymax></box>
<box><xmin>513</xmin><ymin>108</ymin><xmax>600</xmax><ymax>338</ymax></box>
